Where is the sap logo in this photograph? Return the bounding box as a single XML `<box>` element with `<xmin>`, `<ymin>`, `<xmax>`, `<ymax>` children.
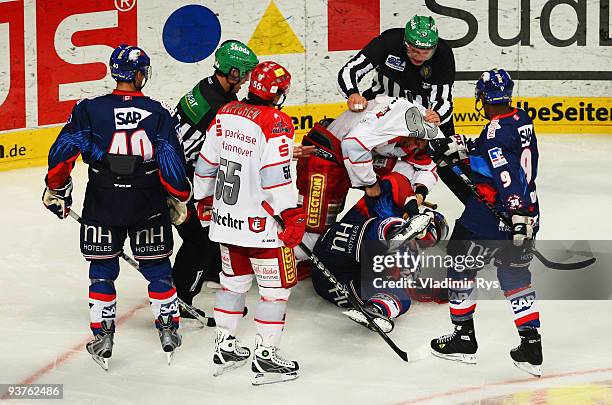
<box><xmin>511</xmin><ymin>294</ymin><xmax>535</xmax><ymax>312</ymax></box>
<box><xmin>114</xmin><ymin>107</ymin><xmax>152</xmax><ymax>130</ymax></box>
<box><xmin>385</xmin><ymin>55</ymin><xmax>406</xmax><ymax>71</ymax></box>
<box><xmin>518</xmin><ymin>124</ymin><xmax>533</xmax><ymax>147</ymax></box>
<box><xmin>102</xmin><ymin>304</ymin><xmax>116</xmax><ymax>318</ymax></box>
<box><xmin>160</xmin><ymin>300</ymin><xmax>178</xmax><ymax>316</ymax></box>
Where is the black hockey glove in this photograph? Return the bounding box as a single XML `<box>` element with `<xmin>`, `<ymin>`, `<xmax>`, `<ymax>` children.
<box><xmin>428</xmin><ymin>134</ymin><xmax>471</xmax><ymax>166</ymax></box>
<box><xmin>42</xmin><ymin>177</ymin><xmax>73</xmax><ymax>219</ymax></box>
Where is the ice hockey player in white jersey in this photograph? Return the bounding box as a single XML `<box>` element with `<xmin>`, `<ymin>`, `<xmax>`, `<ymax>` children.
<box><xmin>296</xmin><ymin>96</ymin><xmax>445</xmax><ymax>261</ymax></box>
<box><xmin>193</xmin><ymin>61</ymin><xmax>306</xmax><ymax>385</ymax></box>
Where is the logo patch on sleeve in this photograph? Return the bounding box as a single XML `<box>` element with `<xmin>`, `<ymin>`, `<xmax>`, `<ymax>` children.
<box><xmin>385</xmin><ymin>55</ymin><xmax>406</xmax><ymax>71</ymax></box>
<box><xmin>488</xmin><ymin>147</ymin><xmax>508</xmax><ymax>168</ymax></box>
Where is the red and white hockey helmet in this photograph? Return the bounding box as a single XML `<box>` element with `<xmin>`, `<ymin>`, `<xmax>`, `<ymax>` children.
<box><xmin>249</xmin><ymin>61</ymin><xmax>291</xmax><ymax>102</ymax></box>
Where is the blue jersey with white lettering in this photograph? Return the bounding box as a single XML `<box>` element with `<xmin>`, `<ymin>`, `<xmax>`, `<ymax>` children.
<box><xmin>459</xmin><ymin>108</ymin><xmax>539</xmax><ymax>237</ymax></box>
<box><xmin>47</xmin><ymin>89</ymin><xmax>190</xmax><ymax>201</ymax></box>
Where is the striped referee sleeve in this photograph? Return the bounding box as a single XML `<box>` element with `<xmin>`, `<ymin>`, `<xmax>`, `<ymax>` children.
<box><xmin>429</xmin><ymin>83</ymin><xmax>453</xmax><ymax>125</ymax></box>
<box><xmin>337</xmin><ymin>52</ymin><xmax>374</xmax><ymax>99</ymax></box>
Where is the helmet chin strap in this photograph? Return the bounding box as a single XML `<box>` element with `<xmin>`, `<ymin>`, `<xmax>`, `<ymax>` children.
<box><xmin>271</xmin><ymin>93</ymin><xmax>287</xmax><ymax>109</ymax></box>
<box><xmin>475</xmin><ymin>98</ymin><xmax>487</xmax><ymax>120</ymax></box>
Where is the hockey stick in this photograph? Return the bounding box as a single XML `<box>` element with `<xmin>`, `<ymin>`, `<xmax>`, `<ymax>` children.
<box><xmin>265</xmin><ymin>204</ymin><xmax>430</xmax><ymax>362</ymax></box>
<box><xmin>67</xmin><ymin>210</ymin><xmax>216</xmax><ymax>327</ymax></box>
<box><xmin>440</xmin><ymin>160</ymin><xmax>596</xmax><ymax>270</ymax></box>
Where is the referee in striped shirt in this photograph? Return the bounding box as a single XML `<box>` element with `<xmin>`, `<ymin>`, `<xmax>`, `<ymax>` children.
<box><xmin>172</xmin><ymin>40</ymin><xmax>258</xmax><ymax>319</ymax></box>
<box><xmin>338</xmin><ymin>15</ymin><xmax>470</xmax><ymax>202</ymax></box>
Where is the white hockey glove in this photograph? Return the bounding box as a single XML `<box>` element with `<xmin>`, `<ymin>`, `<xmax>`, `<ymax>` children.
<box><xmin>42</xmin><ymin>177</ymin><xmax>73</xmax><ymax>219</ymax></box>
<box><xmin>429</xmin><ymin>134</ymin><xmax>470</xmax><ymax>167</ymax></box>
<box><xmin>511</xmin><ymin>212</ymin><xmax>534</xmax><ymax>247</ymax></box>
<box><xmin>167</xmin><ymin>197</ymin><xmax>188</xmax><ymax>225</ymax></box>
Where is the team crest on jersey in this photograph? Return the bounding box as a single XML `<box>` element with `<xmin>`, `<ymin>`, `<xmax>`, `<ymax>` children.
<box><xmin>114</xmin><ymin>107</ymin><xmax>152</xmax><ymax>130</ymax></box>
<box><xmin>385</xmin><ymin>55</ymin><xmax>406</xmax><ymax>71</ymax></box>
<box><xmin>419</xmin><ymin>65</ymin><xmax>432</xmax><ymax>80</ymax></box>
<box><xmin>248</xmin><ymin>217</ymin><xmax>267</xmax><ymax>233</ymax></box>
<box><xmin>488</xmin><ymin>147</ymin><xmax>508</xmax><ymax>168</ymax></box>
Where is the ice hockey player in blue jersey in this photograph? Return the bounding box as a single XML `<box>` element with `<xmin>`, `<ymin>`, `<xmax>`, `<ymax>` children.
<box><xmin>42</xmin><ymin>44</ymin><xmax>192</xmax><ymax>370</ymax></box>
<box><xmin>428</xmin><ymin>69</ymin><xmax>542</xmax><ymax>376</ymax></box>
<box><xmin>312</xmin><ymin>171</ymin><xmax>448</xmax><ymax>333</ymax></box>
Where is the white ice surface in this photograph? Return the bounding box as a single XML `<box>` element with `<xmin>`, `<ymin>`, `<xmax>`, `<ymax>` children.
<box><xmin>1</xmin><ymin>135</ymin><xmax>611</xmax><ymax>404</ymax></box>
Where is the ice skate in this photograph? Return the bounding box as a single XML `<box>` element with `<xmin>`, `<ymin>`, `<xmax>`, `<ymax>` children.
<box><xmin>343</xmin><ymin>301</ymin><xmax>394</xmax><ymax>333</ymax></box>
<box><xmin>213</xmin><ymin>328</ymin><xmax>251</xmax><ymax>376</ymax></box>
<box><xmin>251</xmin><ymin>334</ymin><xmax>299</xmax><ymax>385</ymax></box>
<box><xmin>511</xmin><ymin>329</ymin><xmax>543</xmax><ymax>377</ymax></box>
<box><xmin>158</xmin><ymin>315</ymin><xmax>181</xmax><ymax>365</ymax></box>
<box><xmin>86</xmin><ymin>320</ymin><xmax>114</xmax><ymax>371</ymax></box>
<box><xmin>431</xmin><ymin>319</ymin><xmax>478</xmax><ymax>364</ymax></box>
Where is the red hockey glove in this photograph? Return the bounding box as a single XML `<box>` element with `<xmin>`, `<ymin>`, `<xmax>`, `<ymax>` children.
<box><xmin>278</xmin><ymin>207</ymin><xmax>307</xmax><ymax>248</ymax></box>
<box><xmin>196</xmin><ymin>196</ymin><xmax>214</xmax><ymax>222</ymax></box>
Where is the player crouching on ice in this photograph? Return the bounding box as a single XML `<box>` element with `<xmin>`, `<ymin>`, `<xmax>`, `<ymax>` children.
<box><xmin>428</xmin><ymin>69</ymin><xmax>542</xmax><ymax>377</ymax></box>
<box><xmin>193</xmin><ymin>62</ymin><xmax>305</xmax><ymax>385</ymax></box>
<box><xmin>311</xmin><ymin>171</ymin><xmax>449</xmax><ymax>333</ymax></box>
<box><xmin>42</xmin><ymin>45</ymin><xmax>192</xmax><ymax>370</ymax></box>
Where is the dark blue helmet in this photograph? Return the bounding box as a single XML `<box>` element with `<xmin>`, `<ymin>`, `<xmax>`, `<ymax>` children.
<box><xmin>109</xmin><ymin>44</ymin><xmax>151</xmax><ymax>84</ymax></box>
<box><xmin>475</xmin><ymin>68</ymin><xmax>514</xmax><ymax>104</ymax></box>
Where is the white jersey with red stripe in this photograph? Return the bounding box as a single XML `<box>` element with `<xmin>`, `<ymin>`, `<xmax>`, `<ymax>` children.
<box><xmin>193</xmin><ymin>101</ymin><xmax>297</xmax><ymax>248</ymax></box>
<box><xmin>329</xmin><ymin>96</ymin><xmax>443</xmax><ymax>189</ymax></box>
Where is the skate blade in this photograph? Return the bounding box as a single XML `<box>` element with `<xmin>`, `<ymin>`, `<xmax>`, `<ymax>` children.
<box><xmin>342</xmin><ymin>309</ymin><xmax>393</xmax><ymax>333</ymax></box>
<box><xmin>213</xmin><ymin>359</ymin><xmax>247</xmax><ymax>377</ymax></box>
<box><xmin>91</xmin><ymin>355</ymin><xmax>109</xmax><ymax>371</ymax></box>
<box><xmin>166</xmin><ymin>351</ymin><xmax>175</xmax><ymax>365</ymax></box>
<box><xmin>252</xmin><ymin>371</ymin><xmax>299</xmax><ymax>386</ymax></box>
<box><xmin>513</xmin><ymin>360</ymin><xmax>542</xmax><ymax>377</ymax></box>
<box><xmin>431</xmin><ymin>349</ymin><xmax>477</xmax><ymax>364</ymax></box>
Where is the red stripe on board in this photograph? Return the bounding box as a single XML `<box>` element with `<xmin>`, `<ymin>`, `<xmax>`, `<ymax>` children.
<box><xmin>328</xmin><ymin>0</ymin><xmax>380</xmax><ymax>51</ymax></box>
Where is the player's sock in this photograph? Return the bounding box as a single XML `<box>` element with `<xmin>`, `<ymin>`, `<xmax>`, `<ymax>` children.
<box><xmin>254</xmin><ymin>297</ymin><xmax>287</xmax><ymax>347</ymax></box>
<box><xmin>252</xmin><ymin>334</ymin><xmax>299</xmax><ymax>385</ymax></box>
<box><xmin>213</xmin><ymin>327</ymin><xmax>251</xmax><ymax>377</ymax></box>
<box><xmin>430</xmin><ymin>318</ymin><xmax>478</xmax><ymax>364</ymax></box>
<box><xmin>89</xmin><ymin>281</ymin><xmax>117</xmax><ymax>335</ymax></box>
<box><xmin>148</xmin><ymin>279</ymin><xmax>180</xmax><ymax>331</ymax></box>
<box><xmin>214</xmin><ymin>289</ymin><xmax>247</xmax><ymax>336</ymax></box>
<box><xmin>504</xmin><ymin>285</ymin><xmax>540</xmax><ymax>329</ymax></box>
<box><xmin>511</xmin><ymin>328</ymin><xmax>543</xmax><ymax>377</ymax></box>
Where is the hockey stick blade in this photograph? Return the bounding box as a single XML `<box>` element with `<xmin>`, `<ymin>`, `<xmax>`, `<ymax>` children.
<box><xmin>531</xmin><ymin>250</ymin><xmax>596</xmax><ymax>270</ymax></box>
<box><xmin>265</xmin><ymin>204</ymin><xmax>410</xmax><ymax>362</ymax></box>
<box><xmin>68</xmin><ymin>210</ymin><xmax>216</xmax><ymax>328</ymax></box>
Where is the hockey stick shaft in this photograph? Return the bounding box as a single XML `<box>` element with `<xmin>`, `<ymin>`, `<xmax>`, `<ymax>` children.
<box><xmin>443</xmin><ymin>161</ymin><xmax>595</xmax><ymax>270</ymax></box>
<box><xmin>67</xmin><ymin>210</ymin><xmax>215</xmax><ymax>327</ymax></box>
<box><xmin>266</xmin><ymin>208</ymin><xmax>410</xmax><ymax>362</ymax></box>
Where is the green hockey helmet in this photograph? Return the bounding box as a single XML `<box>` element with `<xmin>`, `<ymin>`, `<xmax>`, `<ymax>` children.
<box><xmin>404</xmin><ymin>15</ymin><xmax>439</xmax><ymax>49</ymax></box>
<box><xmin>214</xmin><ymin>40</ymin><xmax>259</xmax><ymax>81</ymax></box>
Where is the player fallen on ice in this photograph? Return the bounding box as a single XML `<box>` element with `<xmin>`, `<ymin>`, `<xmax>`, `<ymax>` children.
<box><xmin>173</xmin><ymin>40</ymin><xmax>258</xmax><ymax>321</ymax></box>
<box><xmin>311</xmin><ymin>171</ymin><xmax>448</xmax><ymax>333</ymax></box>
<box><xmin>193</xmin><ymin>61</ymin><xmax>305</xmax><ymax>385</ymax></box>
<box><xmin>428</xmin><ymin>69</ymin><xmax>543</xmax><ymax>377</ymax></box>
<box><xmin>42</xmin><ymin>45</ymin><xmax>191</xmax><ymax>370</ymax></box>
<box><xmin>296</xmin><ymin>95</ymin><xmax>444</xmax><ymax>263</ymax></box>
